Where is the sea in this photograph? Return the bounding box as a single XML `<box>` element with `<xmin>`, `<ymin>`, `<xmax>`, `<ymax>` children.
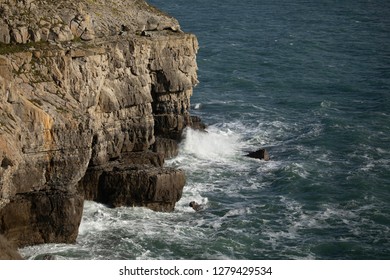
<box><xmin>20</xmin><ymin>0</ymin><xmax>390</xmax><ymax>260</ymax></box>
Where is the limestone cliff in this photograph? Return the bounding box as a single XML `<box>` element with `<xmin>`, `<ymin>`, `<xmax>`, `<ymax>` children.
<box><xmin>0</xmin><ymin>0</ymin><xmax>201</xmax><ymax>248</ymax></box>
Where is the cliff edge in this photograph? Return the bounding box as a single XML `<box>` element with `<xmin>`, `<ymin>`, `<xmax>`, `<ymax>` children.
<box><xmin>0</xmin><ymin>0</ymin><xmax>202</xmax><ymax>249</ymax></box>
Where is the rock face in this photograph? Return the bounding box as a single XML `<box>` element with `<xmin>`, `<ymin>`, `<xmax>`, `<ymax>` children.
<box><xmin>0</xmin><ymin>234</ymin><xmax>22</xmax><ymax>259</ymax></box>
<box><xmin>246</xmin><ymin>149</ymin><xmax>270</xmax><ymax>161</ymax></box>
<box><xmin>0</xmin><ymin>0</ymin><xmax>201</xmax><ymax>249</ymax></box>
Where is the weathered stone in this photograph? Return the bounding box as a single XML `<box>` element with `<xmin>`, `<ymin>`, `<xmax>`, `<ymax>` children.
<box><xmin>40</xmin><ymin>27</ymin><xmax>50</xmax><ymax>41</ymax></box>
<box><xmin>190</xmin><ymin>115</ymin><xmax>207</xmax><ymax>131</ymax></box>
<box><xmin>70</xmin><ymin>12</ymin><xmax>95</xmax><ymax>41</ymax></box>
<box><xmin>78</xmin><ymin>163</ymin><xmax>185</xmax><ymax>212</ymax></box>
<box><xmin>246</xmin><ymin>148</ymin><xmax>270</xmax><ymax>161</ymax></box>
<box><xmin>0</xmin><ymin>0</ymin><xmax>182</xmax><ymax>45</ymax></box>
<box><xmin>29</xmin><ymin>28</ymin><xmax>41</xmax><ymax>42</ymax></box>
<box><xmin>146</xmin><ymin>17</ymin><xmax>159</xmax><ymax>31</ymax></box>
<box><xmin>0</xmin><ymin>191</ymin><xmax>84</xmax><ymax>247</ymax></box>
<box><xmin>50</xmin><ymin>25</ymin><xmax>74</xmax><ymax>42</ymax></box>
<box><xmin>152</xmin><ymin>137</ymin><xmax>179</xmax><ymax>159</ymax></box>
<box><xmin>10</xmin><ymin>28</ymin><xmax>23</xmax><ymax>43</ymax></box>
<box><xmin>78</xmin><ymin>151</ymin><xmax>165</xmax><ymax>200</ymax></box>
<box><xmin>189</xmin><ymin>201</ymin><xmax>203</xmax><ymax>212</ymax></box>
<box><xmin>0</xmin><ymin>235</ymin><xmax>23</xmax><ymax>260</ymax></box>
<box><xmin>154</xmin><ymin>113</ymin><xmax>189</xmax><ymax>140</ymax></box>
<box><xmin>80</xmin><ymin>28</ymin><xmax>95</xmax><ymax>41</ymax></box>
<box><xmin>0</xmin><ymin>24</ymin><xmax>10</xmax><ymax>44</ymax></box>
<box><xmin>96</xmin><ymin>165</ymin><xmax>185</xmax><ymax>212</ymax></box>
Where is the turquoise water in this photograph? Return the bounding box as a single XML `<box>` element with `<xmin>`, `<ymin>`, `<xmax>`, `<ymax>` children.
<box><xmin>20</xmin><ymin>0</ymin><xmax>390</xmax><ymax>259</ymax></box>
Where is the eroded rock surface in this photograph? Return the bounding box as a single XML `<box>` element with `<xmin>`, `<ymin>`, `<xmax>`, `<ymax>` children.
<box><xmin>0</xmin><ymin>0</ymin><xmax>201</xmax><ymax>249</ymax></box>
<box><xmin>246</xmin><ymin>149</ymin><xmax>270</xmax><ymax>161</ymax></box>
<box><xmin>0</xmin><ymin>234</ymin><xmax>22</xmax><ymax>259</ymax></box>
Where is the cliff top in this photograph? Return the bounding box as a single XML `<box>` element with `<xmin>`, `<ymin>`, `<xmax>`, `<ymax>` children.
<box><xmin>0</xmin><ymin>0</ymin><xmax>181</xmax><ymax>45</ymax></box>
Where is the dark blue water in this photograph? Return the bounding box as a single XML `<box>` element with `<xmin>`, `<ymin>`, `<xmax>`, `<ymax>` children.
<box><xmin>21</xmin><ymin>0</ymin><xmax>390</xmax><ymax>260</ymax></box>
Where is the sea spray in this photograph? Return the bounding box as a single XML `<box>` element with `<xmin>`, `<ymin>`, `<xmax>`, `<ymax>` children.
<box><xmin>181</xmin><ymin>127</ymin><xmax>242</xmax><ymax>161</ymax></box>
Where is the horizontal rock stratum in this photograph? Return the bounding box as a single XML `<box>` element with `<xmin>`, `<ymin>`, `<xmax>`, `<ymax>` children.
<box><xmin>0</xmin><ymin>0</ymin><xmax>202</xmax><ymax>251</ymax></box>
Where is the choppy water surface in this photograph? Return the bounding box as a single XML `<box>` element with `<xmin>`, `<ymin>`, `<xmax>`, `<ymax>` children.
<box><xmin>21</xmin><ymin>0</ymin><xmax>390</xmax><ymax>259</ymax></box>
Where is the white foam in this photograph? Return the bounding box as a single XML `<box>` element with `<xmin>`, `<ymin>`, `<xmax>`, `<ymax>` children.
<box><xmin>181</xmin><ymin>127</ymin><xmax>241</xmax><ymax>162</ymax></box>
<box><xmin>78</xmin><ymin>201</ymin><xmax>110</xmax><ymax>235</ymax></box>
<box><xmin>320</xmin><ymin>100</ymin><xmax>337</xmax><ymax>108</ymax></box>
<box><xmin>193</xmin><ymin>103</ymin><xmax>202</xmax><ymax>110</ymax></box>
<box><xmin>19</xmin><ymin>242</ymin><xmax>80</xmax><ymax>260</ymax></box>
<box><xmin>376</xmin><ymin>147</ymin><xmax>387</xmax><ymax>154</ymax></box>
<box><xmin>283</xmin><ymin>162</ymin><xmax>309</xmax><ymax>179</ymax></box>
<box><xmin>224</xmin><ymin>207</ymin><xmax>252</xmax><ymax>217</ymax></box>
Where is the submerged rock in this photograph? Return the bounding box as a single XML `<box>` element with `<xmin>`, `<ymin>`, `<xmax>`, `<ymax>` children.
<box><xmin>246</xmin><ymin>148</ymin><xmax>270</xmax><ymax>161</ymax></box>
<box><xmin>189</xmin><ymin>201</ymin><xmax>203</xmax><ymax>211</ymax></box>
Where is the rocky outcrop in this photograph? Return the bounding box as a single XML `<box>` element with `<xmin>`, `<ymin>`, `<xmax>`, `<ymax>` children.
<box><xmin>88</xmin><ymin>165</ymin><xmax>185</xmax><ymax>211</ymax></box>
<box><xmin>77</xmin><ymin>152</ymin><xmax>185</xmax><ymax>212</ymax></box>
<box><xmin>0</xmin><ymin>0</ymin><xmax>182</xmax><ymax>44</ymax></box>
<box><xmin>246</xmin><ymin>149</ymin><xmax>270</xmax><ymax>161</ymax></box>
<box><xmin>0</xmin><ymin>0</ymin><xmax>201</xmax><ymax>249</ymax></box>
